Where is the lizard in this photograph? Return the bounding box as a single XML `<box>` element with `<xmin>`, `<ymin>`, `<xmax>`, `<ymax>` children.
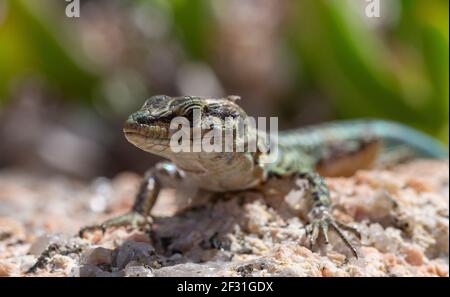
<box><xmin>79</xmin><ymin>95</ymin><xmax>448</xmax><ymax>258</ymax></box>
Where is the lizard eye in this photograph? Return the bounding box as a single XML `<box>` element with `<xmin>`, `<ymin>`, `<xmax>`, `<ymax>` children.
<box><xmin>184</xmin><ymin>107</ymin><xmax>203</xmax><ymax>121</ymax></box>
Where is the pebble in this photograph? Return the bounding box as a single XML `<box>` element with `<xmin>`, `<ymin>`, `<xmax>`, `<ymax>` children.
<box><xmin>124</xmin><ymin>262</ymin><xmax>154</xmax><ymax>277</ymax></box>
<box><xmin>114</xmin><ymin>240</ymin><xmax>156</xmax><ymax>270</ymax></box>
<box><xmin>402</xmin><ymin>245</ymin><xmax>424</xmax><ymax>266</ymax></box>
<box><xmin>82</xmin><ymin>247</ymin><xmax>113</xmax><ymax>265</ymax></box>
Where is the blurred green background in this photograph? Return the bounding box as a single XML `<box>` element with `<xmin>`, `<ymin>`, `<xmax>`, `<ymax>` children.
<box><xmin>0</xmin><ymin>0</ymin><xmax>448</xmax><ymax>179</ymax></box>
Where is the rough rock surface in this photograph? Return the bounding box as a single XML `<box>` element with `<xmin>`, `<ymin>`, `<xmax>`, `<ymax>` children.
<box><xmin>0</xmin><ymin>160</ymin><xmax>448</xmax><ymax>277</ymax></box>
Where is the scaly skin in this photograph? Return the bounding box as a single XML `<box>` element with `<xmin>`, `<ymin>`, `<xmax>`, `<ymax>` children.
<box><xmin>79</xmin><ymin>95</ymin><xmax>448</xmax><ymax>258</ymax></box>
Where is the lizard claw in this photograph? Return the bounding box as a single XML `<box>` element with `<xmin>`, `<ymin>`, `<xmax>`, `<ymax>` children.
<box><xmin>305</xmin><ymin>206</ymin><xmax>360</xmax><ymax>258</ymax></box>
<box><xmin>79</xmin><ymin>212</ymin><xmax>151</xmax><ymax>238</ymax></box>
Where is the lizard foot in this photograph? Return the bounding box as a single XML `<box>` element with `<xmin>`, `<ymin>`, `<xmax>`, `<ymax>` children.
<box><xmin>306</xmin><ymin>206</ymin><xmax>361</xmax><ymax>258</ymax></box>
<box><xmin>79</xmin><ymin>211</ymin><xmax>151</xmax><ymax>238</ymax></box>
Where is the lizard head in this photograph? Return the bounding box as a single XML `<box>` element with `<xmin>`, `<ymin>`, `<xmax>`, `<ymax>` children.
<box><xmin>123</xmin><ymin>95</ymin><xmax>248</xmax><ymax>158</ymax></box>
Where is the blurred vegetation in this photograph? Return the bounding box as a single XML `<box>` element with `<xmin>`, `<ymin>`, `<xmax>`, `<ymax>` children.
<box><xmin>288</xmin><ymin>0</ymin><xmax>448</xmax><ymax>142</ymax></box>
<box><xmin>0</xmin><ymin>0</ymin><xmax>448</xmax><ymax>177</ymax></box>
<box><xmin>0</xmin><ymin>0</ymin><xmax>99</xmax><ymax>103</ymax></box>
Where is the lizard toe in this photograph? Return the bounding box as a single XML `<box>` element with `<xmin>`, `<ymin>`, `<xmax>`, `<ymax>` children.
<box><xmin>79</xmin><ymin>212</ymin><xmax>150</xmax><ymax>238</ymax></box>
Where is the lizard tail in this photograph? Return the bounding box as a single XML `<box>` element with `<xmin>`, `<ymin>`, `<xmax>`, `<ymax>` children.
<box><xmin>368</xmin><ymin>120</ymin><xmax>448</xmax><ymax>159</ymax></box>
<box><xmin>282</xmin><ymin>119</ymin><xmax>448</xmax><ymax>159</ymax></box>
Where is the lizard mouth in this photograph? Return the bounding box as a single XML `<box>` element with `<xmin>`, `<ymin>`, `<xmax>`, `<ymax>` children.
<box><xmin>123</xmin><ymin>121</ymin><xmax>170</xmax><ymax>146</ymax></box>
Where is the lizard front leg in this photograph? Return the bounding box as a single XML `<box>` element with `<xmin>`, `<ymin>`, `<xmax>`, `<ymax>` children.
<box><xmin>299</xmin><ymin>172</ymin><xmax>361</xmax><ymax>257</ymax></box>
<box><xmin>268</xmin><ymin>169</ymin><xmax>361</xmax><ymax>257</ymax></box>
<box><xmin>79</xmin><ymin>162</ymin><xmax>183</xmax><ymax>237</ymax></box>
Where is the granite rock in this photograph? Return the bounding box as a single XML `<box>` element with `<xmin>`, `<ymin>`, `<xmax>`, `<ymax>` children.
<box><xmin>0</xmin><ymin>160</ymin><xmax>448</xmax><ymax>277</ymax></box>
